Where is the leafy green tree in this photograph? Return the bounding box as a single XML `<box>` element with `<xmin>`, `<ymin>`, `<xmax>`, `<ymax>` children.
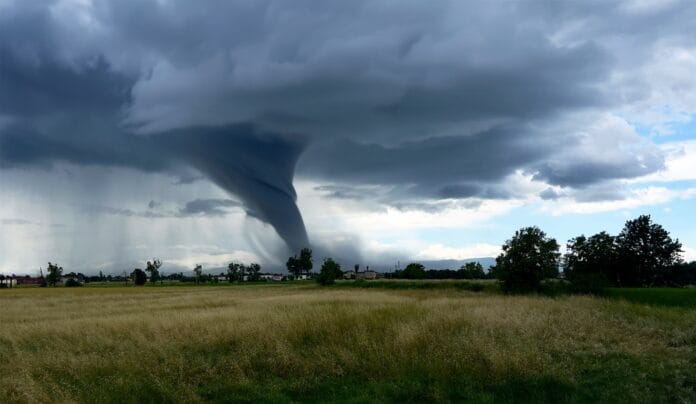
<box><xmin>286</xmin><ymin>256</ymin><xmax>299</xmax><ymax>278</ymax></box>
<box><xmin>662</xmin><ymin>261</ymin><xmax>696</xmax><ymax>286</ymax></box>
<box><xmin>286</xmin><ymin>248</ymin><xmax>313</xmax><ymax>278</ymax></box>
<box><xmin>495</xmin><ymin>226</ymin><xmax>560</xmax><ymax>293</ymax></box>
<box><xmin>145</xmin><ymin>259</ymin><xmax>162</xmax><ymax>284</ymax></box>
<box><xmin>564</xmin><ymin>232</ymin><xmax>616</xmax><ymax>293</ymax></box>
<box><xmin>299</xmin><ymin>248</ymin><xmax>313</xmax><ymax>276</ymax></box>
<box><xmin>402</xmin><ymin>263</ymin><xmax>426</xmax><ymax>279</ymax></box>
<box><xmin>459</xmin><ymin>262</ymin><xmax>485</xmax><ymax>279</ymax></box>
<box><xmin>247</xmin><ymin>263</ymin><xmax>261</xmax><ymax>282</ymax></box>
<box><xmin>131</xmin><ymin>268</ymin><xmax>147</xmax><ymax>286</ymax></box>
<box><xmin>316</xmin><ymin>258</ymin><xmax>343</xmax><ymax>285</ymax></box>
<box><xmin>227</xmin><ymin>262</ymin><xmax>242</xmax><ymax>282</ymax></box>
<box><xmin>615</xmin><ymin>215</ymin><xmax>682</xmax><ymax>286</ymax></box>
<box><xmin>46</xmin><ymin>262</ymin><xmax>63</xmax><ymax>287</ymax></box>
<box><xmin>193</xmin><ymin>264</ymin><xmax>203</xmax><ymax>285</ymax></box>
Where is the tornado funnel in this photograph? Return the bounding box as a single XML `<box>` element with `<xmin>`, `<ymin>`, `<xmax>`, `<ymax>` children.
<box><xmin>164</xmin><ymin>124</ymin><xmax>310</xmax><ymax>253</ymax></box>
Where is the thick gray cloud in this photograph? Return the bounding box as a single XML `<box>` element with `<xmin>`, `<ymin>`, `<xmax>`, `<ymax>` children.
<box><xmin>84</xmin><ymin>198</ymin><xmax>242</xmax><ymax>218</ymax></box>
<box><xmin>299</xmin><ymin>128</ymin><xmax>548</xmax><ymax>200</ymax></box>
<box><xmin>1</xmin><ymin>0</ymin><xmax>694</xmax><ymax>255</ymax></box>
<box><xmin>179</xmin><ymin>199</ymin><xmax>242</xmax><ymax>217</ymax></box>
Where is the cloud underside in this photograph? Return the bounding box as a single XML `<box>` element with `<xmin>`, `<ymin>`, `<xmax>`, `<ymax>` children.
<box><xmin>1</xmin><ymin>0</ymin><xmax>696</xmax><ymax>251</ymax></box>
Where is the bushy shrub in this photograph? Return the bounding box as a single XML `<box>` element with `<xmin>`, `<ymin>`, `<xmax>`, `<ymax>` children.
<box><xmin>64</xmin><ymin>278</ymin><xmax>82</xmax><ymax>287</ymax></box>
<box><xmin>401</xmin><ymin>263</ymin><xmax>427</xmax><ymax>279</ymax></box>
<box><xmin>131</xmin><ymin>268</ymin><xmax>147</xmax><ymax>286</ymax></box>
<box><xmin>316</xmin><ymin>258</ymin><xmax>343</xmax><ymax>286</ymax></box>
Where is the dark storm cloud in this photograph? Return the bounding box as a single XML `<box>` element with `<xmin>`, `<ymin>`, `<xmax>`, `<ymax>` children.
<box><xmin>532</xmin><ymin>157</ymin><xmax>664</xmax><ymax>188</ymax></box>
<box><xmin>0</xmin><ymin>4</ymin><xmax>135</xmax><ymax>117</ymax></box>
<box><xmin>0</xmin><ymin>49</ymin><xmax>132</xmax><ymax>118</ymax></box>
<box><xmin>116</xmin><ymin>1</ymin><xmax>614</xmax><ymax>140</ymax></box>
<box><xmin>314</xmin><ymin>185</ymin><xmax>369</xmax><ymax>201</ymax></box>
<box><xmin>1</xmin><ymin>0</ymin><xmax>693</xmax><ymax>254</ymax></box>
<box><xmin>0</xmin><ymin>125</ymin><xmax>169</xmax><ymax>171</ymax></box>
<box><xmin>299</xmin><ymin>128</ymin><xmax>548</xmax><ymax>199</ymax></box>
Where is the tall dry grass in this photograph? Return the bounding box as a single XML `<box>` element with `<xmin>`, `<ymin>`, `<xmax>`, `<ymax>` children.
<box><xmin>0</xmin><ymin>284</ymin><xmax>694</xmax><ymax>402</ymax></box>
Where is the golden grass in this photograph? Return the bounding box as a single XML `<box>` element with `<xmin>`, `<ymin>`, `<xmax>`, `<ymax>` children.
<box><xmin>1</xmin><ymin>285</ymin><xmax>694</xmax><ymax>403</ymax></box>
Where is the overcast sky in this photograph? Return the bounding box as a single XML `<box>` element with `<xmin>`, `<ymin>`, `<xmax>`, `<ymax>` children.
<box><xmin>1</xmin><ymin>0</ymin><xmax>695</xmax><ymax>274</ymax></box>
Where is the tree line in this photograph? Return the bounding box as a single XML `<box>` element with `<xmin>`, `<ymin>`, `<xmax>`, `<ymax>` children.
<box><xmin>311</xmin><ymin>214</ymin><xmax>693</xmax><ymax>294</ymax></box>
<box><xmin>491</xmin><ymin>214</ymin><xmax>690</xmax><ymax>293</ymax></box>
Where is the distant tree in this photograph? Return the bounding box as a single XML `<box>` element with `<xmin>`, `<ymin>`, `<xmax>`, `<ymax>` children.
<box><xmin>495</xmin><ymin>226</ymin><xmax>560</xmax><ymax>294</ymax></box>
<box><xmin>615</xmin><ymin>215</ymin><xmax>683</xmax><ymax>286</ymax></box>
<box><xmin>247</xmin><ymin>263</ymin><xmax>261</xmax><ymax>282</ymax></box>
<box><xmin>145</xmin><ymin>259</ymin><xmax>162</xmax><ymax>284</ymax></box>
<box><xmin>193</xmin><ymin>264</ymin><xmax>203</xmax><ymax>285</ymax></box>
<box><xmin>131</xmin><ymin>268</ymin><xmax>147</xmax><ymax>286</ymax></box>
<box><xmin>46</xmin><ymin>262</ymin><xmax>63</xmax><ymax>287</ymax></box>
<box><xmin>459</xmin><ymin>262</ymin><xmax>485</xmax><ymax>279</ymax></box>
<box><xmin>402</xmin><ymin>263</ymin><xmax>426</xmax><ymax>279</ymax></box>
<box><xmin>298</xmin><ymin>248</ymin><xmax>313</xmax><ymax>276</ymax></box>
<box><xmin>316</xmin><ymin>258</ymin><xmax>343</xmax><ymax>285</ymax></box>
<box><xmin>286</xmin><ymin>256</ymin><xmax>300</xmax><ymax>278</ymax></box>
<box><xmin>662</xmin><ymin>261</ymin><xmax>696</xmax><ymax>287</ymax></box>
<box><xmin>286</xmin><ymin>248</ymin><xmax>313</xmax><ymax>278</ymax></box>
<box><xmin>227</xmin><ymin>262</ymin><xmax>242</xmax><ymax>282</ymax></box>
<box><xmin>564</xmin><ymin>232</ymin><xmax>616</xmax><ymax>293</ymax></box>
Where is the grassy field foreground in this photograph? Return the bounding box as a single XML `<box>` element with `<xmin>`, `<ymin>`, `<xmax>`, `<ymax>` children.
<box><xmin>0</xmin><ymin>285</ymin><xmax>694</xmax><ymax>403</ymax></box>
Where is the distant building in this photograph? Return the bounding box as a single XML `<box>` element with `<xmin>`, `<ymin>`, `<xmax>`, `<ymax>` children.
<box><xmin>343</xmin><ymin>270</ymin><xmax>380</xmax><ymax>280</ymax></box>
<box><xmin>1</xmin><ymin>276</ymin><xmax>44</xmax><ymax>287</ymax></box>
<box><xmin>258</xmin><ymin>274</ymin><xmax>287</xmax><ymax>281</ymax></box>
<box><xmin>14</xmin><ymin>276</ymin><xmax>43</xmax><ymax>285</ymax></box>
<box><xmin>0</xmin><ymin>278</ymin><xmax>17</xmax><ymax>287</ymax></box>
<box><xmin>357</xmin><ymin>271</ymin><xmax>378</xmax><ymax>280</ymax></box>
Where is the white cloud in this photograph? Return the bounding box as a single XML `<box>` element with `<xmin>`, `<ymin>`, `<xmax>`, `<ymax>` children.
<box><xmin>416</xmin><ymin>243</ymin><xmax>501</xmax><ymax>260</ymax></box>
<box><xmin>631</xmin><ymin>139</ymin><xmax>696</xmax><ymax>183</ymax></box>
<box><xmin>297</xmin><ymin>179</ymin><xmax>523</xmax><ymax>236</ymax></box>
<box><xmin>542</xmin><ymin>186</ymin><xmax>696</xmax><ymax>215</ymax></box>
<box><xmin>682</xmin><ymin>246</ymin><xmax>696</xmax><ymax>262</ymax></box>
<box><xmin>618</xmin><ymin>47</ymin><xmax>696</xmax><ymax>133</ymax></box>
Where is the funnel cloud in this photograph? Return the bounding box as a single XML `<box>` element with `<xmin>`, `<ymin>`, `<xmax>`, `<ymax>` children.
<box><xmin>164</xmin><ymin>125</ymin><xmax>310</xmax><ymax>253</ymax></box>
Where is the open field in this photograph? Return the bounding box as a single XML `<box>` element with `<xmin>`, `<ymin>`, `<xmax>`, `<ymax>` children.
<box><xmin>1</xmin><ymin>284</ymin><xmax>695</xmax><ymax>403</ymax></box>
